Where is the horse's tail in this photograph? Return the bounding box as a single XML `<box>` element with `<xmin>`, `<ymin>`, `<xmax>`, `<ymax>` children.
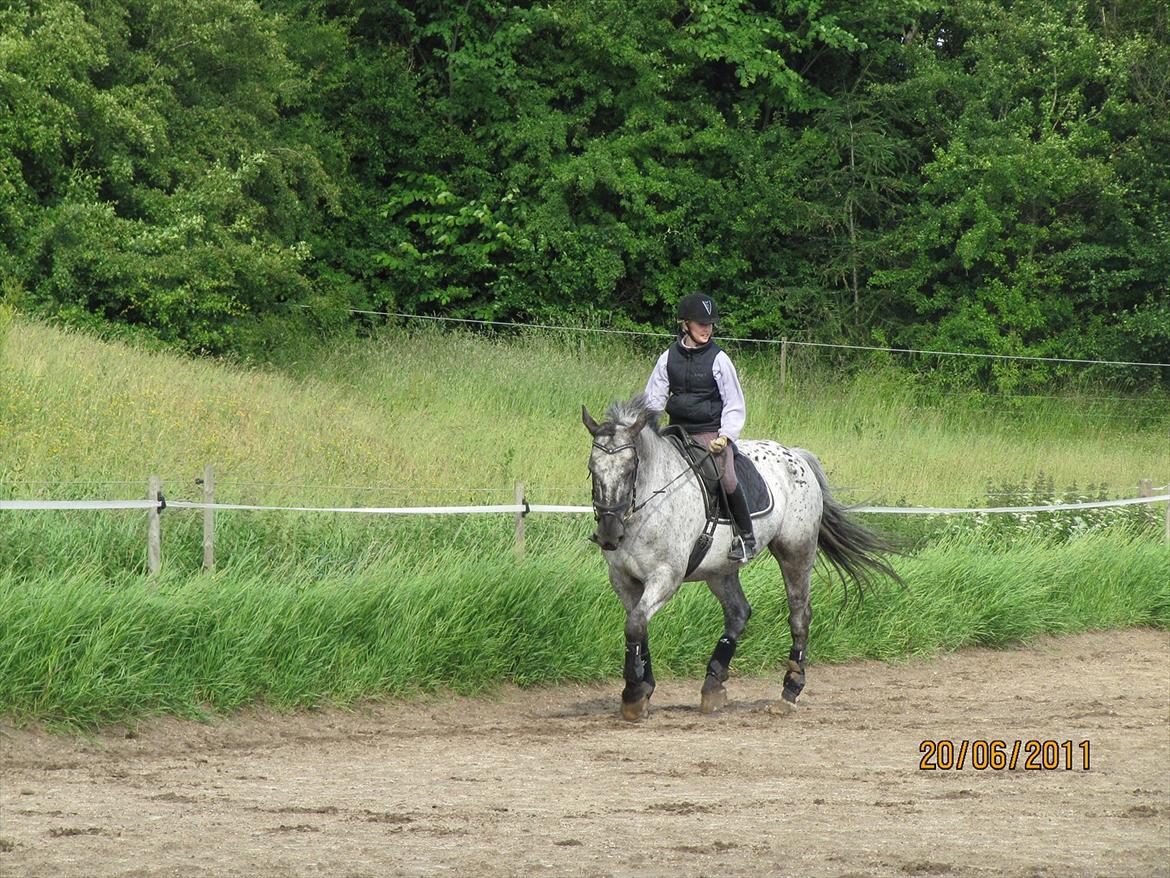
<box><xmin>797</xmin><ymin>450</ymin><xmax>905</xmax><ymax>603</ymax></box>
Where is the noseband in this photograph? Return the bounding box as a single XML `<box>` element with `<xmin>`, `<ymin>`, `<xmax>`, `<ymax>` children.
<box><xmin>590</xmin><ymin>441</ymin><xmax>640</xmax><ymax>523</ymax></box>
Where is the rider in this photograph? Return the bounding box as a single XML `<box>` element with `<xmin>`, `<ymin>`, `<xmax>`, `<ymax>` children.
<box><xmin>644</xmin><ymin>293</ymin><xmax>756</xmax><ymax>563</ymax></box>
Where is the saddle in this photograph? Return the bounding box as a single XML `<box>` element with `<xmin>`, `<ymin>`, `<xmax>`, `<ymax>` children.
<box><xmin>660</xmin><ymin>426</ymin><xmax>775</xmax><ymax>574</ymax></box>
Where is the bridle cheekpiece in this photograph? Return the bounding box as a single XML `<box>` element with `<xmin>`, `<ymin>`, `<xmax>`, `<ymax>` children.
<box><xmin>590</xmin><ymin>439</ymin><xmax>640</xmax><ymax>523</ymax></box>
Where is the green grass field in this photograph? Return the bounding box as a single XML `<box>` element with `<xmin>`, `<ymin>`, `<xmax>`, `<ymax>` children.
<box><xmin>1</xmin><ymin>316</ymin><xmax>1167</xmax><ymax>727</ymax></box>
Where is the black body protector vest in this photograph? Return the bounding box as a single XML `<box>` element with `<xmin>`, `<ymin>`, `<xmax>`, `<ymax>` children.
<box><xmin>665</xmin><ymin>338</ymin><xmax>723</xmax><ymax>434</ymax></box>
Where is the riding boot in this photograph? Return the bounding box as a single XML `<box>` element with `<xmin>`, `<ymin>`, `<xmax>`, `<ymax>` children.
<box><xmin>726</xmin><ymin>486</ymin><xmax>757</xmax><ymax>562</ymax></box>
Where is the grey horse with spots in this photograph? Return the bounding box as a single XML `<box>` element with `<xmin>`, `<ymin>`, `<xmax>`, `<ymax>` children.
<box><xmin>583</xmin><ymin>394</ymin><xmax>901</xmax><ymax>721</ymax></box>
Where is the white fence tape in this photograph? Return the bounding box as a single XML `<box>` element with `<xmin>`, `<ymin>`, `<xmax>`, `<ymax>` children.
<box><xmin>0</xmin><ymin>499</ymin><xmax>160</xmax><ymax>510</ymax></box>
<box><xmin>2</xmin><ymin>495</ymin><xmax>1167</xmax><ymax>515</ymax></box>
<box><xmin>848</xmin><ymin>495</ymin><xmax>1169</xmax><ymax>514</ymax></box>
<box><xmin>170</xmin><ymin>501</ymin><xmax>529</xmax><ymax>514</ymax></box>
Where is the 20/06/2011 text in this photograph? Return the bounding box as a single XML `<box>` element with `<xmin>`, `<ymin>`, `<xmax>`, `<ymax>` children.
<box><xmin>919</xmin><ymin>739</ymin><xmax>1091</xmax><ymax>771</ymax></box>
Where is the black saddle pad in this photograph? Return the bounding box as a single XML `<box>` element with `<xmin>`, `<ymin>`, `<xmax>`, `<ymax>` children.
<box><xmin>729</xmin><ymin>445</ymin><xmax>774</xmax><ymax>521</ymax></box>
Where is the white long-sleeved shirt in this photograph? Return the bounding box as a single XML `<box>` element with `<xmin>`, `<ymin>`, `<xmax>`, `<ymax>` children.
<box><xmin>644</xmin><ymin>344</ymin><xmax>746</xmax><ymax>440</ymax></box>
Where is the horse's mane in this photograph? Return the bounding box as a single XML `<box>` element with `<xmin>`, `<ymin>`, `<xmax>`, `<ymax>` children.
<box><xmin>603</xmin><ymin>394</ymin><xmax>662</xmax><ymax>434</ymax></box>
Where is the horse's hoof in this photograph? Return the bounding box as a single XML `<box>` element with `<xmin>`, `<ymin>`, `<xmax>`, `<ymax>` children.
<box><xmin>700</xmin><ymin>686</ymin><xmax>728</xmax><ymax>714</ymax></box>
<box><xmin>621</xmin><ymin>697</ymin><xmax>650</xmax><ymax>722</ymax></box>
<box><xmin>766</xmin><ymin>697</ymin><xmax>797</xmax><ymax>716</ymax></box>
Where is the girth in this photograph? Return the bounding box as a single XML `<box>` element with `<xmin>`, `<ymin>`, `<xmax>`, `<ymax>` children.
<box><xmin>660</xmin><ymin>425</ymin><xmax>725</xmax><ymax>576</ymax></box>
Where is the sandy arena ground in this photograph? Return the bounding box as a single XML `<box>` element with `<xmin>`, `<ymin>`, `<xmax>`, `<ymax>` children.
<box><xmin>2</xmin><ymin>628</ymin><xmax>1168</xmax><ymax>878</ymax></box>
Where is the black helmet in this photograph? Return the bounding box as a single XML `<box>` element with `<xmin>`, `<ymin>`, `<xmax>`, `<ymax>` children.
<box><xmin>676</xmin><ymin>293</ymin><xmax>718</xmax><ymax>323</ymax></box>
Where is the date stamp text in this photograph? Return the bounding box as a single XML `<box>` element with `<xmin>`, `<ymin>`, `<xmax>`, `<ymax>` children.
<box><xmin>918</xmin><ymin>739</ymin><xmax>1091</xmax><ymax>771</ymax></box>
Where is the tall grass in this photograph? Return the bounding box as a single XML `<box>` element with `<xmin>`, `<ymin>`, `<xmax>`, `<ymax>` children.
<box><xmin>0</xmin><ymin>532</ymin><xmax>1165</xmax><ymax>728</ymax></box>
<box><xmin>5</xmin><ymin>317</ymin><xmax>1168</xmax><ymax>500</ymax></box>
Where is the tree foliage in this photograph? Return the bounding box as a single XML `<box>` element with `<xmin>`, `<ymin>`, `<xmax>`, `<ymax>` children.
<box><xmin>1</xmin><ymin>0</ymin><xmax>1166</xmax><ymax>382</ymax></box>
<box><xmin>870</xmin><ymin>0</ymin><xmax>1170</xmax><ymax>380</ymax></box>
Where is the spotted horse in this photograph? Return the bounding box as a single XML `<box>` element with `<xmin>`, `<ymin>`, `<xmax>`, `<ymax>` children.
<box><xmin>584</xmin><ymin>394</ymin><xmax>903</xmax><ymax>721</ymax></box>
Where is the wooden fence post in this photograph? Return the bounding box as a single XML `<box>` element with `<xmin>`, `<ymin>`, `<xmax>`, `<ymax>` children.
<box><xmin>147</xmin><ymin>474</ymin><xmax>162</xmax><ymax>582</ymax></box>
<box><xmin>514</xmin><ymin>480</ymin><xmax>526</xmax><ymax>559</ymax></box>
<box><xmin>780</xmin><ymin>336</ymin><xmax>788</xmax><ymax>390</ymax></box>
<box><xmin>202</xmin><ymin>464</ymin><xmax>215</xmax><ymax>571</ymax></box>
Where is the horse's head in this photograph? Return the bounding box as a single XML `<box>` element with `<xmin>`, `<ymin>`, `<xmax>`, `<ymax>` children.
<box><xmin>582</xmin><ymin>404</ymin><xmax>654</xmax><ymax>550</ymax></box>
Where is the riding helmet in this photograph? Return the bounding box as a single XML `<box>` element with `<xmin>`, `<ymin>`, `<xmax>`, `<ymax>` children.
<box><xmin>676</xmin><ymin>293</ymin><xmax>719</xmax><ymax>323</ymax></box>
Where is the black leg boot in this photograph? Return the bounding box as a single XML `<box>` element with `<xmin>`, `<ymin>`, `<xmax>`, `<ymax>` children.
<box><xmin>726</xmin><ymin>486</ymin><xmax>757</xmax><ymax>562</ymax></box>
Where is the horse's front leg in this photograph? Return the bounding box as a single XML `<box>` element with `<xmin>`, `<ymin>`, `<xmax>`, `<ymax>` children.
<box><xmin>700</xmin><ymin>571</ymin><xmax>752</xmax><ymax>714</ymax></box>
<box><xmin>622</xmin><ymin>636</ymin><xmax>655</xmax><ymax>721</ymax></box>
<box><xmin>612</xmin><ymin>567</ymin><xmax>680</xmax><ymax>722</ymax></box>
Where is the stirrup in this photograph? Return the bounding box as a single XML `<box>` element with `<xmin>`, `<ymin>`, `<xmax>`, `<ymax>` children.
<box><xmin>729</xmin><ymin>534</ymin><xmax>757</xmax><ymax>563</ymax></box>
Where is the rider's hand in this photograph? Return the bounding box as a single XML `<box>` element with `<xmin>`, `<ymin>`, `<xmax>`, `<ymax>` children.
<box><xmin>708</xmin><ymin>435</ymin><xmax>729</xmax><ymax>454</ymax></box>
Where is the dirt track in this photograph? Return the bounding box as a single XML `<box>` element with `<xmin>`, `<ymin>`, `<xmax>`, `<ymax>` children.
<box><xmin>2</xmin><ymin>629</ymin><xmax>1168</xmax><ymax>878</ymax></box>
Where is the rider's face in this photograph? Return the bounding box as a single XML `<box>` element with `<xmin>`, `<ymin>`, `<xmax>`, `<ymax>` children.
<box><xmin>684</xmin><ymin>321</ymin><xmax>714</xmax><ymax>344</ymax></box>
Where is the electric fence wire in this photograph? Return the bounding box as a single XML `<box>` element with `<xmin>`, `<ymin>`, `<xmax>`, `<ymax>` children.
<box><xmin>301</xmin><ymin>306</ymin><xmax>1170</xmax><ymax>369</ymax></box>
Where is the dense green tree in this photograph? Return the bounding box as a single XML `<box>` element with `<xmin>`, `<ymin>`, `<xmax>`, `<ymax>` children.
<box><xmin>870</xmin><ymin>0</ymin><xmax>1170</xmax><ymax>380</ymax></box>
<box><xmin>1</xmin><ymin>0</ymin><xmax>1165</xmax><ymax>381</ymax></box>
<box><xmin>365</xmin><ymin>0</ymin><xmax>880</xmax><ymax>331</ymax></box>
<box><xmin>2</xmin><ymin>0</ymin><xmax>341</xmax><ymax>352</ymax></box>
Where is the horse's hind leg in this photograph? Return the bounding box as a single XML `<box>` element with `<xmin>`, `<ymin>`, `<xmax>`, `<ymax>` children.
<box><xmin>700</xmin><ymin>572</ymin><xmax>752</xmax><ymax>714</ymax></box>
<box><xmin>770</xmin><ymin>540</ymin><xmax>814</xmax><ymax>708</ymax></box>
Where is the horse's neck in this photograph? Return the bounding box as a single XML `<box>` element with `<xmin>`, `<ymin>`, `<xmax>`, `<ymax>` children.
<box><xmin>636</xmin><ymin>430</ymin><xmax>686</xmax><ymax>491</ymax></box>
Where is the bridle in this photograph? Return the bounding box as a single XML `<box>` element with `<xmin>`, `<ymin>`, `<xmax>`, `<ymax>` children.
<box><xmin>589</xmin><ymin>437</ymin><xmax>717</xmax><ymax>526</ymax></box>
<box><xmin>590</xmin><ymin>440</ymin><xmax>640</xmax><ymax>525</ymax></box>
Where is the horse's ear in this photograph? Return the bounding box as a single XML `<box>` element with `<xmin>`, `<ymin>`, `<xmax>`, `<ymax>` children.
<box><xmin>582</xmin><ymin>406</ymin><xmax>601</xmax><ymax>436</ymax></box>
<box><xmin>631</xmin><ymin>410</ymin><xmax>653</xmax><ymax>436</ymax></box>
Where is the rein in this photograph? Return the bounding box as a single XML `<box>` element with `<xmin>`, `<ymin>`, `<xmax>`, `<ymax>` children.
<box><xmin>591</xmin><ymin>439</ymin><xmax>716</xmax><ymax>521</ymax></box>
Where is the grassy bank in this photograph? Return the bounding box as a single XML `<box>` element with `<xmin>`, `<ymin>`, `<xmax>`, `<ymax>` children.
<box><xmin>2</xmin><ymin>317</ymin><xmax>1167</xmax><ymax>578</ymax></box>
<box><xmin>1</xmin><ymin>531</ymin><xmax>1166</xmax><ymax>728</ymax></box>
<box><xmin>5</xmin><ymin>317</ymin><xmax>1168</xmax><ymax>504</ymax></box>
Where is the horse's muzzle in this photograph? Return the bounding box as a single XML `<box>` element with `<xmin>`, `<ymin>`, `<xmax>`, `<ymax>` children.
<box><xmin>591</xmin><ymin>513</ymin><xmax>625</xmax><ymax>551</ymax></box>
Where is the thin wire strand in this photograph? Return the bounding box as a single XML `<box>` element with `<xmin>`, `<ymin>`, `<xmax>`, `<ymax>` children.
<box><xmin>209</xmin><ymin>481</ymin><xmax>511</xmax><ymax>493</ymax></box>
<box><xmin>303</xmin><ymin>306</ymin><xmax>1170</xmax><ymax>368</ymax></box>
<box><xmin>0</xmin><ymin>478</ymin><xmax>187</xmax><ymax>490</ymax></box>
<box><xmin>925</xmin><ymin>391</ymin><xmax>1165</xmax><ymax>403</ymax></box>
<box><xmin>892</xmin><ymin>406</ymin><xmax>1167</xmax><ymax>424</ymax></box>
